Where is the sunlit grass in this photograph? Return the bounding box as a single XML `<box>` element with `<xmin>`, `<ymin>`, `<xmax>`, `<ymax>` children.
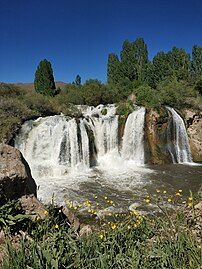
<box><xmin>1</xmin><ymin>189</ymin><xmax>201</xmax><ymax>269</ymax></box>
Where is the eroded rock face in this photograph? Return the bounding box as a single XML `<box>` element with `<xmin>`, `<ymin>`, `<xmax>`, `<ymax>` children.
<box><xmin>185</xmin><ymin>110</ymin><xmax>202</xmax><ymax>162</ymax></box>
<box><xmin>0</xmin><ymin>144</ymin><xmax>37</xmax><ymax>205</ymax></box>
<box><xmin>145</xmin><ymin>108</ymin><xmax>172</xmax><ymax>164</ymax></box>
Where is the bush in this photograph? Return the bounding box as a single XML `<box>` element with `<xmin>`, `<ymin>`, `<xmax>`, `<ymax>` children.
<box><xmin>0</xmin><ymin>83</ymin><xmax>26</xmax><ymax>98</ymax></box>
<box><xmin>134</xmin><ymin>84</ymin><xmax>160</xmax><ymax>108</ymax></box>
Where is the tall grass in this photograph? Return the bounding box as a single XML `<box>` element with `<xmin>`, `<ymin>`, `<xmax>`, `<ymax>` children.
<box><xmin>1</xmin><ymin>198</ymin><xmax>201</xmax><ymax>269</ymax></box>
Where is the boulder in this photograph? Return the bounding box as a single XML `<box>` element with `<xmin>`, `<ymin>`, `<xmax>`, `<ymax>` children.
<box><xmin>0</xmin><ymin>144</ymin><xmax>37</xmax><ymax>205</ymax></box>
<box><xmin>79</xmin><ymin>224</ymin><xmax>93</xmax><ymax>237</ymax></box>
<box><xmin>19</xmin><ymin>195</ymin><xmax>48</xmax><ymax>221</ymax></box>
<box><xmin>62</xmin><ymin>206</ymin><xmax>80</xmax><ymax>231</ymax></box>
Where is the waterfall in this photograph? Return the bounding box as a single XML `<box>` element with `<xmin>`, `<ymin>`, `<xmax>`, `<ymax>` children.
<box><xmin>83</xmin><ymin>104</ymin><xmax>119</xmax><ymax>156</ymax></box>
<box><xmin>15</xmin><ymin>105</ymin><xmax>147</xmax><ymax>179</ymax></box>
<box><xmin>166</xmin><ymin>107</ymin><xmax>193</xmax><ymax>163</ymax></box>
<box><xmin>15</xmin><ymin>115</ymin><xmax>91</xmax><ymax>178</ymax></box>
<box><xmin>122</xmin><ymin>107</ymin><xmax>145</xmax><ymax>165</ymax></box>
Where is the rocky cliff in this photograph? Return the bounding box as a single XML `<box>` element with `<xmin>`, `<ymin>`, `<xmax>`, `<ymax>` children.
<box><xmin>145</xmin><ymin>108</ymin><xmax>173</xmax><ymax>164</ymax></box>
<box><xmin>185</xmin><ymin>110</ymin><xmax>202</xmax><ymax>162</ymax></box>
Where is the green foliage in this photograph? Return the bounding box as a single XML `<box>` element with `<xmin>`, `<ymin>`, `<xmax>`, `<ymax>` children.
<box><xmin>0</xmin><ymin>83</ymin><xmax>25</xmax><ymax>97</ymax></box>
<box><xmin>107</xmin><ymin>53</ymin><xmax>122</xmax><ymax>84</ymax></box>
<box><xmin>194</xmin><ymin>76</ymin><xmax>202</xmax><ymax>95</ymax></box>
<box><xmin>82</xmin><ymin>79</ymin><xmax>104</xmax><ymax>106</ymax></box>
<box><xmin>167</xmin><ymin>47</ymin><xmax>190</xmax><ymax>80</ymax></box>
<box><xmin>75</xmin><ymin>74</ymin><xmax>81</xmax><ymax>85</ymax></box>
<box><xmin>0</xmin><ymin>200</ymin><xmax>30</xmax><ymax>233</ymax></box>
<box><xmin>120</xmin><ymin>38</ymin><xmax>149</xmax><ymax>83</ymax></box>
<box><xmin>3</xmin><ymin>201</ymin><xmax>201</xmax><ymax>269</ymax></box>
<box><xmin>191</xmin><ymin>45</ymin><xmax>202</xmax><ymax>78</ymax></box>
<box><xmin>147</xmin><ymin>52</ymin><xmax>173</xmax><ymax>88</ymax></box>
<box><xmin>34</xmin><ymin>59</ymin><xmax>56</xmax><ymax>96</ymax></box>
<box><xmin>157</xmin><ymin>78</ymin><xmax>196</xmax><ymax>108</ymax></box>
<box><xmin>134</xmin><ymin>84</ymin><xmax>160</xmax><ymax>108</ymax></box>
<box><xmin>116</xmin><ymin>101</ymin><xmax>134</xmax><ymax>116</ymax></box>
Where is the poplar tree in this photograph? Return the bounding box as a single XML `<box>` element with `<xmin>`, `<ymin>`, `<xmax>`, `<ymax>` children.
<box><xmin>107</xmin><ymin>53</ymin><xmax>121</xmax><ymax>84</ymax></box>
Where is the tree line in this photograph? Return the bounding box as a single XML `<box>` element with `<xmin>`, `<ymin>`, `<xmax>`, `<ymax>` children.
<box><xmin>34</xmin><ymin>38</ymin><xmax>202</xmax><ymax>109</ymax></box>
<box><xmin>107</xmin><ymin>38</ymin><xmax>202</xmax><ymax>88</ymax></box>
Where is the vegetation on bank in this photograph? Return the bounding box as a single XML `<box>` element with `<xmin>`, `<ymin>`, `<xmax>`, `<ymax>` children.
<box><xmin>0</xmin><ymin>191</ymin><xmax>201</xmax><ymax>268</ymax></box>
<box><xmin>1</xmin><ymin>38</ymin><xmax>202</xmax><ymax>142</ymax></box>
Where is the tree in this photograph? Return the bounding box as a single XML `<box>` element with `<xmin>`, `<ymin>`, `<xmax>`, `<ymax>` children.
<box><xmin>75</xmin><ymin>74</ymin><xmax>81</xmax><ymax>85</ymax></box>
<box><xmin>167</xmin><ymin>47</ymin><xmax>190</xmax><ymax>80</ymax></box>
<box><xmin>120</xmin><ymin>38</ymin><xmax>149</xmax><ymax>82</ymax></box>
<box><xmin>147</xmin><ymin>52</ymin><xmax>173</xmax><ymax>88</ymax></box>
<box><xmin>192</xmin><ymin>45</ymin><xmax>202</xmax><ymax>78</ymax></box>
<box><xmin>34</xmin><ymin>59</ymin><xmax>56</xmax><ymax>96</ymax></box>
<box><xmin>107</xmin><ymin>53</ymin><xmax>121</xmax><ymax>84</ymax></box>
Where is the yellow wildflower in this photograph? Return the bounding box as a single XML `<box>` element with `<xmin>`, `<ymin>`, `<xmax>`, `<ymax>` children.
<box><xmin>104</xmin><ymin>196</ymin><xmax>108</xmax><ymax>200</ymax></box>
<box><xmin>99</xmin><ymin>234</ymin><xmax>103</xmax><ymax>239</ymax></box>
<box><xmin>188</xmin><ymin>203</ymin><xmax>193</xmax><ymax>207</ymax></box>
<box><xmin>175</xmin><ymin>192</ymin><xmax>180</xmax><ymax>196</ymax></box>
<box><xmin>127</xmin><ymin>225</ymin><xmax>131</xmax><ymax>230</ymax></box>
<box><xmin>145</xmin><ymin>199</ymin><xmax>150</xmax><ymax>203</ymax></box>
<box><xmin>65</xmin><ymin>199</ymin><xmax>70</xmax><ymax>203</ymax></box>
<box><xmin>168</xmin><ymin>198</ymin><xmax>172</xmax><ymax>202</ymax></box>
<box><xmin>44</xmin><ymin>210</ymin><xmax>48</xmax><ymax>215</ymax></box>
<box><xmin>55</xmin><ymin>224</ymin><xmax>59</xmax><ymax>229</ymax></box>
<box><xmin>163</xmin><ymin>191</ymin><xmax>167</xmax><ymax>194</ymax></box>
<box><xmin>111</xmin><ymin>224</ymin><xmax>117</xmax><ymax>230</ymax></box>
<box><xmin>188</xmin><ymin>197</ymin><xmax>193</xmax><ymax>201</ymax></box>
<box><xmin>156</xmin><ymin>189</ymin><xmax>160</xmax><ymax>193</ymax></box>
<box><xmin>134</xmin><ymin>223</ymin><xmax>137</xmax><ymax>228</ymax></box>
<box><xmin>178</xmin><ymin>189</ymin><xmax>183</xmax><ymax>193</ymax></box>
<box><xmin>108</xmin><ymin>213</ymin><xmax>112</xmax><ymax>216</ymax></box>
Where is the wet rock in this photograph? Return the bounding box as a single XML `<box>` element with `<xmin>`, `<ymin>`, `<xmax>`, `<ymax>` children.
<box><xmin>0</xmin><ymin>144</ymin><xmax>37</xmax><ymax>205</ymax></box>
<box><xmin>19</xmin><ymin>195</ymin><xmax>48</xmax><ymax>221</ymax></box>
<box><xmin>145</xmin><ymin>108</ymin><xmax>172</xmax><ymax>164</ymax></box>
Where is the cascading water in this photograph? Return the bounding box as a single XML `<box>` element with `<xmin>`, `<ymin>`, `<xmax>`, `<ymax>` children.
<box><xmin>166</xmin><ymin>107</ymin><xmax>193</xmax><ymax>163</ymax></box>
<box><xmin>13</xmin><ymin>104</ymin><xmax>201</xmax><ymax>213</ymax></box>
<box><xmin>14</xmin><ymin>104</ymin><xmax>151</xmax><ymax>206</ymax></box>
<box><xmin>122</xmin><ymin>107</ymin><xmax>145</xmax><ymax>165</ymax></box>
<box><xmin>15</xmin><ymin>115</ymin><xmax>91</xmax><ymax>179</ymax></box>
<box><xmin>83</xmin><ymin>104</ymin><xmax>119</xmax><ymax>156</ymax></box>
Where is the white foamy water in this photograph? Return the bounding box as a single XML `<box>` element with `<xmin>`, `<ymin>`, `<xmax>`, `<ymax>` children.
<box><xmin>14</xmin><ymin>104</ymin><xmax>199</xmax><ymax>211</ymax></box>
<box><xmin>166</xmin><ymin>107</ymin><xmax>193</xmax><ymax>164</ymax></box>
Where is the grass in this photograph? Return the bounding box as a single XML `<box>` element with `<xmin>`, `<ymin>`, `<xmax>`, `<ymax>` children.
<box><xmin>1</xmin><ymin>192</ymin><xmax>201</xmax><ymax>269</ymax></box>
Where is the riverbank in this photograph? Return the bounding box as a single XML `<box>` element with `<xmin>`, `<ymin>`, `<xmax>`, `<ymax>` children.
<box><xmin>0</xmin><ymin>194</ymin><xmax>201</xmax><ymax>268</ymax></box>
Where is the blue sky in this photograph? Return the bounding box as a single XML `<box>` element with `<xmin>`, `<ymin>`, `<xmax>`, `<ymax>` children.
<box><xmin>0</xmin><ymin>0</ymin><xmax>202</xmax><ymax>84</ymax></box>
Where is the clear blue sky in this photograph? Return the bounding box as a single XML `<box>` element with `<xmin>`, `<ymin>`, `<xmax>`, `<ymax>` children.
<box><xmin>0</xmin><ymin>0</ymin><xmax>202</xmax><ymax>84</ymax></box>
